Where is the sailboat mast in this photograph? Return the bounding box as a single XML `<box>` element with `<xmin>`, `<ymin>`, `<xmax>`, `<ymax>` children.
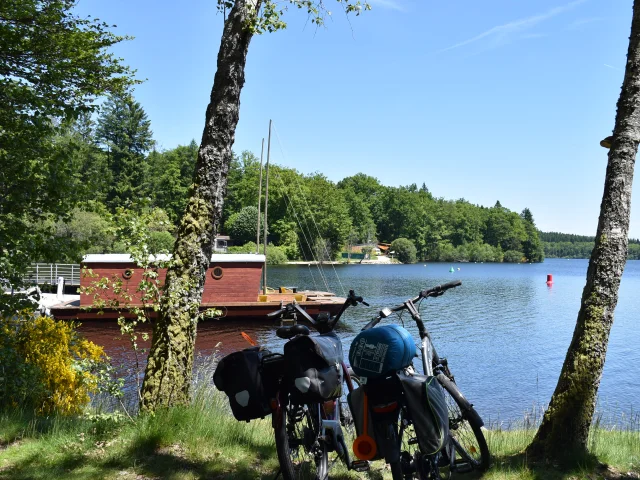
<box><xmin>262</xmin><ymin>120</ymin><xmax>272</xmax><ymax>295</ymax></box>
<box><xmin>256</xmin><ymin>138</ymin><xmax>264</xmax><ymax>253</ymax></box>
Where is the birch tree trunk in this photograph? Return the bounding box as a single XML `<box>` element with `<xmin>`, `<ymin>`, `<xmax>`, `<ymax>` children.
<box><xmin>140</xmin><ymin>0</ymin><xmax>257</xmax><ymax>410</ymax></box>
<box><xmin>526</xmin><ymin>1</ymin><xmax>640</xmax><ymax>463</ymax></box>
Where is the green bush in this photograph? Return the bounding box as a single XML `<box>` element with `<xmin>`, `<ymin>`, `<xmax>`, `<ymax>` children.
<box><xmin>148</xmin><ymin>231</ymin><xmax>175</xmax><ymax>254</ymax></box>
<box><xmin>266</xmin><ymin>244</ymin><xmax>288</xmax><ymax>265</ymax></box>
<box><xmin>503</xmin><ymin>250</ymin><xmax>524</xmax><ymax>263</ymax></box>
<box><xmin>391</xmin><ymin>238</ymin><xmax>417</xmax><ymax>264</ymax></box>
<box><xmin>227</xmin><ymin>206</ymin><xmax>260</xmax><ymax>245</ymax></box>
<box><xmin>228</xmin><ymin>242</ymin><xmax>258</xmax><ymax>254</ymax></box>
<box><xmin>467</xmin><ymin>242</ymin><xmax>503</xmax><ymax>263</ymax></box>
<box><xmin>227</xmin><ymin>242</ymin><xmax>287</xmax><ymax>265</ymax></box>
<box><xmin>0</xmin><ymin>311</ymin><xmax>107</xmax><ymax>414</ymax></box>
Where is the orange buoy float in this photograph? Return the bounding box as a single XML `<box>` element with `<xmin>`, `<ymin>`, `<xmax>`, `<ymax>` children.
<box><xmin>546</xmin><ymin>274</ymin><xmax>553</xmax><ymax>285</ymax></box>
<box><xmin>353</xmin><ymin>392</ymin><xmax>377</xmax><ymax>460</ymax></box>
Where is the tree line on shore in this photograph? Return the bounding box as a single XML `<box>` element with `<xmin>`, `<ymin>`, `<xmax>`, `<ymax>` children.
<box><xmin>17</xmin><ymin>91</ymin><xmax>640</xmax><ymax>265</ymax></box>
<box><xmin>540</xmin><ymin>232</ymin><xmax>640</xmax><ymax>260</ymax></box>
<box><xmin>36</xmin><ymin>93</ymin><xmax>548</xmax><ymax>265</ymax></box>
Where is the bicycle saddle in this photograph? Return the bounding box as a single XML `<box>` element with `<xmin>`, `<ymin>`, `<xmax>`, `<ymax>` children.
<box><xmin>276</xmin><ymin>324</ymin><xmax>310</xmax><ymax>339</ymax></box>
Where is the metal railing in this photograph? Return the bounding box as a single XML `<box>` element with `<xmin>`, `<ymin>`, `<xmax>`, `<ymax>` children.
<box><xmin>24</xmin><ymin>263</ymin><xmax>81</xmax><ymax>286</ymax></box>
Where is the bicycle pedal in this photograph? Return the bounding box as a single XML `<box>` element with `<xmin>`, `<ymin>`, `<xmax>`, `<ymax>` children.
<box><xmin>351</xmin><ymin>460</ymin><xmax>370</xmax><ymax>472</ymax></box>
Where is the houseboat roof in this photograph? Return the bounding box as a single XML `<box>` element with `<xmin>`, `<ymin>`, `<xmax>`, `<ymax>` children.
<box><xmin>82</xmin><ymin>253</ymin><xmax>266</xmax><ymax>264</ymax></box>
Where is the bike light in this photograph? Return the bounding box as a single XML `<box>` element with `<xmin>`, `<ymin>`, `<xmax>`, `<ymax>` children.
<box><xmin>380</xmin><ymin>307</ymin><xmax>392</xmax><ymax>318</ymax></box>
<box><xmin>353</xmin><ymin>435</ymin><xmax>377</xmax><ymax>460</ymax></box>
<box><xmin>353</xmin><ymin>391</ymin><xmax>377</xmax><ymax>460</ymax></box>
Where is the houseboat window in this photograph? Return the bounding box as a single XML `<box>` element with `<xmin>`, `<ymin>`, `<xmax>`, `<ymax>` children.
<box><xmin>211</xmin><ymin>266</ymin><xmax>224</xmax><ymax>280</ymax></box>
<box><xmin>123</xmin><ymin>268</ymin><xmax>134</xmax><ymax>280</ymax></box>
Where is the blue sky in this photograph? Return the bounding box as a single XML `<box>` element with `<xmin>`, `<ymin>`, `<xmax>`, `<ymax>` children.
<box><xmin>75</xmin><ymin>0</ymin><xmax>639</xmax><ymax>238</ymax></box>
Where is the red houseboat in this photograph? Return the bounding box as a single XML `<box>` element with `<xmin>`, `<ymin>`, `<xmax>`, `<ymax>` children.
<box><xmin>50</xmin><ymin>253</ymin><xmax>344</xmax><ymax>321</ymax></box>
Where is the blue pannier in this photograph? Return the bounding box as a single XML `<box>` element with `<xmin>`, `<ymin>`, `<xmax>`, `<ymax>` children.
<box><xmin>349</xmin><ymin>325</ymin><xmax>416</xmax><ymax>379</ymax></box>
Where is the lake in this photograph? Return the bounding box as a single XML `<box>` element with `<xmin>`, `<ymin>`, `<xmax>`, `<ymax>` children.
<box><xmin>79</xmin><ymin>258</ymin><xmax>640</xmax><ymax>424</ymax></box>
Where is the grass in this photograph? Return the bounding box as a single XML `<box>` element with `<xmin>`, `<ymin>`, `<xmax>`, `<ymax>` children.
<box><xmin>2</xmin><ymin>403</ymin><xmax>640</xmax><ymax>480</ymax></box>
<box><xmin>480</xmin><ymin>417</ymin><xmax>640</xmax><ymax>480</ymax></box>
<box><xmin>1</xmin><ymin>358</ymin><xmax>639</xmax><ymax>480</ymax></box>
<box><xmin>0</xmin><ymin>393</ymin><xmax>279</xmax><ymax>479</ymax></box>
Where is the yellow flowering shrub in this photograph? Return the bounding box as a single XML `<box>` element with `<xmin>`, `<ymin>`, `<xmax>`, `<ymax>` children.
<box><xmin>1</xmin><ymin>311</ymin><xmax>106</xmax><ymax>415</ymax></box>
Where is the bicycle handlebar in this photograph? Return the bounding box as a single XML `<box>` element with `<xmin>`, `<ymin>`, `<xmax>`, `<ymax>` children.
<box><xmin>266</xmin><ymin>308</ymin><xmax>286</xmax><ymax>319</ymax></box>
<box><xmin>267</xmin><ymin>289</ymin><xmax>367</xmax><ymax>332</ymax></box>
<box><xmin>420</xmin><ymin>280</ymin><xmax>462</xmax><ymax>298</ymax></box>
<box><xmin>362</xmin><ymin>280</ymin><xmax>463</xmax><ymax>332</ymax></box>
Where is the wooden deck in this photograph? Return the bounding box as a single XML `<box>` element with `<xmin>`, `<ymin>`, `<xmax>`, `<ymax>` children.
<box><xmin>50</xmin><ymin>294</ymin><xmax>346</xmax><ymax>321</ymax></box>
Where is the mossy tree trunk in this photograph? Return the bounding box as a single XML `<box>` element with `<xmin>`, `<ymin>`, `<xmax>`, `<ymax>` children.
<box><xmin>526</xmin><ymin>1</ymin><xmax>640</xmax><ymax>463</ymax></box>
<box><xmin>140</xmin><ymin>0</ymin><xmax>258</xmax><ymax>410</ymax></box>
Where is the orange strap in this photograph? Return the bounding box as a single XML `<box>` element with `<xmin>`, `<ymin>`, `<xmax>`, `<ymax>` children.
<box><xmin>241</xmin><ymin>331</ymin><xmax>258</xmax><ymax>346</ymax></box>
<box><xmin>362</xmin><ymin>392</ymin><xmax>369</xmax><ymax>436</ymax></box>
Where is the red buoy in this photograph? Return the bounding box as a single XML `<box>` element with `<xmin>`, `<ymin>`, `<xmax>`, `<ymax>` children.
<box><xmin>546</xmin><ymin>274</ymin><xmax>553</xmax><ymax>285</ymax></box>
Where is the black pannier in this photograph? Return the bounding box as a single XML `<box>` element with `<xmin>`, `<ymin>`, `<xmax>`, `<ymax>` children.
<box><xmin>347</xmin><ymin>381</ymin><xmax>401</xmax><ymax>461</ymax></box>
<box><xmin>397</xmin><ymin>371</ymin><xmax>449</xmax><ymax>455</ymax></box>
<box><xmin>283</xmin><ymin>332</ymin><xmax>343</xmax><ymax>403</ymax></box>
<box><xmin>213</xmin><ymin>347</ymin><xmax>284</xmax><ymax>422</ymax></box>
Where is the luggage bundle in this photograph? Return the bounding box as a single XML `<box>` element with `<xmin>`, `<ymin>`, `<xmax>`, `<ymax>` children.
<box><xmin>214</xmin><ymin>331</ymin><xmax>344</xmax><ymax>421</ymax></box>
<box><xmin>348</xmin><ymin>371</ymin><xmax>449</xmax><ymax>458</ymax></box>
<box><xmin>213</xmin><ymin>346</ymin><xmax>284</xmax><ymax>422</ymax></box>
<box><xmin>397</xmin><ymin>371</ymin><xmax>449</xmax><ymax>455</ymax></box>
<box><xmin>348</xmin><ymin>324</ymin><xmax>416</xmax><ymax>379</ymax></box>
<box><xmin>347</xmin><ymin>378</ymin><xmax>399</xmax><ymax>461</ymax></box>
<box><xmin>284</xmin><ymin>331</ymin><xmax>344</xmax><ymax>403</ymax></box>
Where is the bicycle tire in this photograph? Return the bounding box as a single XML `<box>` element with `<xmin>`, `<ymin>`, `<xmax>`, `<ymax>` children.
<box><xmin>275</xmin><ymin>402</ymin><xmax>328</xmax><ymax>480</ymax></box>
<box><xmin>397</xmin><ymin>408</ymin><xmax>430</xmax><ymax>480</ymax></box>
<box><xmin>390</xmin><ymin>459</ymin><xmax>404</xmax><ymax>480</ymax></box>
<box><xmin>436</xmin><ymin>374</ymin><xmax>490</xmax><ymax>473</ymax></box>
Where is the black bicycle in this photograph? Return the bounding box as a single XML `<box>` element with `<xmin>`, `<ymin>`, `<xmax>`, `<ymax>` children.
<box><xmin>268</xmin><ymin>292</ymin><xmax>367</xmax><ymax>480</ymax></box>
<box><xmin>350</xmin><ymin>280</ymin><xmax>490</xmax><ymax>480</ymax></box>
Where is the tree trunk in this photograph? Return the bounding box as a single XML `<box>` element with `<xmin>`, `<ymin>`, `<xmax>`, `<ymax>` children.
<box><xmin>140</xmin><ymin>0</ymin><xmax>257</xmax><ymax>410</ymax></box>
<box><xmin>526</xmin><ymin>1</ymin><xmax>640</xmax><ymax>463</ymax></box>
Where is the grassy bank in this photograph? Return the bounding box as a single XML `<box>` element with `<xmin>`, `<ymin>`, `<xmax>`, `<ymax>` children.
<box><xmin>2</xmin><ymin>397</ymin><xmax>640</xmax><ymax>480</ymax></box>
<box><xmin>0</xmin><ymin>392</ymin><xmax>278</xmax><ymax>480</ymax></box>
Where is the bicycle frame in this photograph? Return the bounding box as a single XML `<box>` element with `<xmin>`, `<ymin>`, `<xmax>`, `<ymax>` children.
<box><xmin>273</xmin><ymin>361</ymin><xmax>356</xmax><ymax>427</ymax></box>
<box><xmin>272</xmin><ymin>360</ymin><xmax>357</xmax><ymax>471</ymax></box>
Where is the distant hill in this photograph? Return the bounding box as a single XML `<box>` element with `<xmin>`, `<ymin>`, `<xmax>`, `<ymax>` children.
<box><xmin>540</xmin><ymin>231</ymin><xmax>640</xmax><ymax>244</ymax></box>
<box><xmin>540</xmin><ymin>231</ymin><xmax>640</xmax><ymax>259</ymax></box>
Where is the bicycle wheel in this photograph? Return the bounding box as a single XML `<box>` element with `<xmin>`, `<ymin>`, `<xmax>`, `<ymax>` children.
<box><xmin>275</xmin><ymin>402</ymin><xmax>328</xmax><ymax>480</ymax></box>
<box><xmin>437</xmin><ymin>374</ymin><xmax>490</xmax><ymax>473</ymax></box>
<box><xmin>397</xmin><ymin>407</ymin><xmax>433</xmax><ymax>480</ymax></box>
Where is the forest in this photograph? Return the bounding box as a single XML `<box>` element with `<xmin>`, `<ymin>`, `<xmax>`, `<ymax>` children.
<box><xmin>540</xmin><ymin>232</ymin><xmax>640</xmax><ymax>260</ymax></box>
<box><xmin>31</xmin><ymin>93</ymin><xmax>550</xmax><ymax>266</ymax></box>
<box><xmin>16</xmin><ymin>91</ymin><xmax>640</xmax><ymax>266</ymax></box>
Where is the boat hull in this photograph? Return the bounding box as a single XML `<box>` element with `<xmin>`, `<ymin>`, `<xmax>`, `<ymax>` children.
<box><xmin>50</xmin><ymin>297</ymin><xmax>345</xmax><ymax>321</ymax></box>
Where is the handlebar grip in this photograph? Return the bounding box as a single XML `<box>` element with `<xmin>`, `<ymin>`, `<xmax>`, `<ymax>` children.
<box><xmin>440</xmin><ymin>280</ymin><xmax>462</xmax><ymax>290</ymax></box>
<box><xmin>266</xmin><ymin>308</ymin><xmax>286</xmax><ymax>319</ymax></box>
<box><xmin>420</xmin><ymin>280</ymin><xmax>462</xmax><ymax>298</ymax></box>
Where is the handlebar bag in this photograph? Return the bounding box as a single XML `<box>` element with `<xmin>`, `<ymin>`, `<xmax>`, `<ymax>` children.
<box><xmin>213</xmin><ymin>347</ymin><xmax>284</xmax><ymax>422</ymax></box>
<box><xmin>284</xmin><ymin>331</ymin><xmax>343</xmax><ymax>403</ymax></box>
<box><xmin>397</xmin><ymin>371</ymin><xmax>449</xmax><ymax>455</ymax></box>
<box><xmin>349</xmin><ymin>324</ymin><xmax>416</xmax><ymax>379</ymax></box>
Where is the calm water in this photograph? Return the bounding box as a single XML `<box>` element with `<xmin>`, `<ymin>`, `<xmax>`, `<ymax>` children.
<box><xmin>80</xmin><ymin>259</ymin><xmax>640</xmax><ymax>423</ymax></box>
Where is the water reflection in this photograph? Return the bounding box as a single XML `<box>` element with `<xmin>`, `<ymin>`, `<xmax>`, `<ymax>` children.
<box><xmin>78</xmin><ymin>259</ymin><xmax>640</xmax><ymax>423</ymax></box>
